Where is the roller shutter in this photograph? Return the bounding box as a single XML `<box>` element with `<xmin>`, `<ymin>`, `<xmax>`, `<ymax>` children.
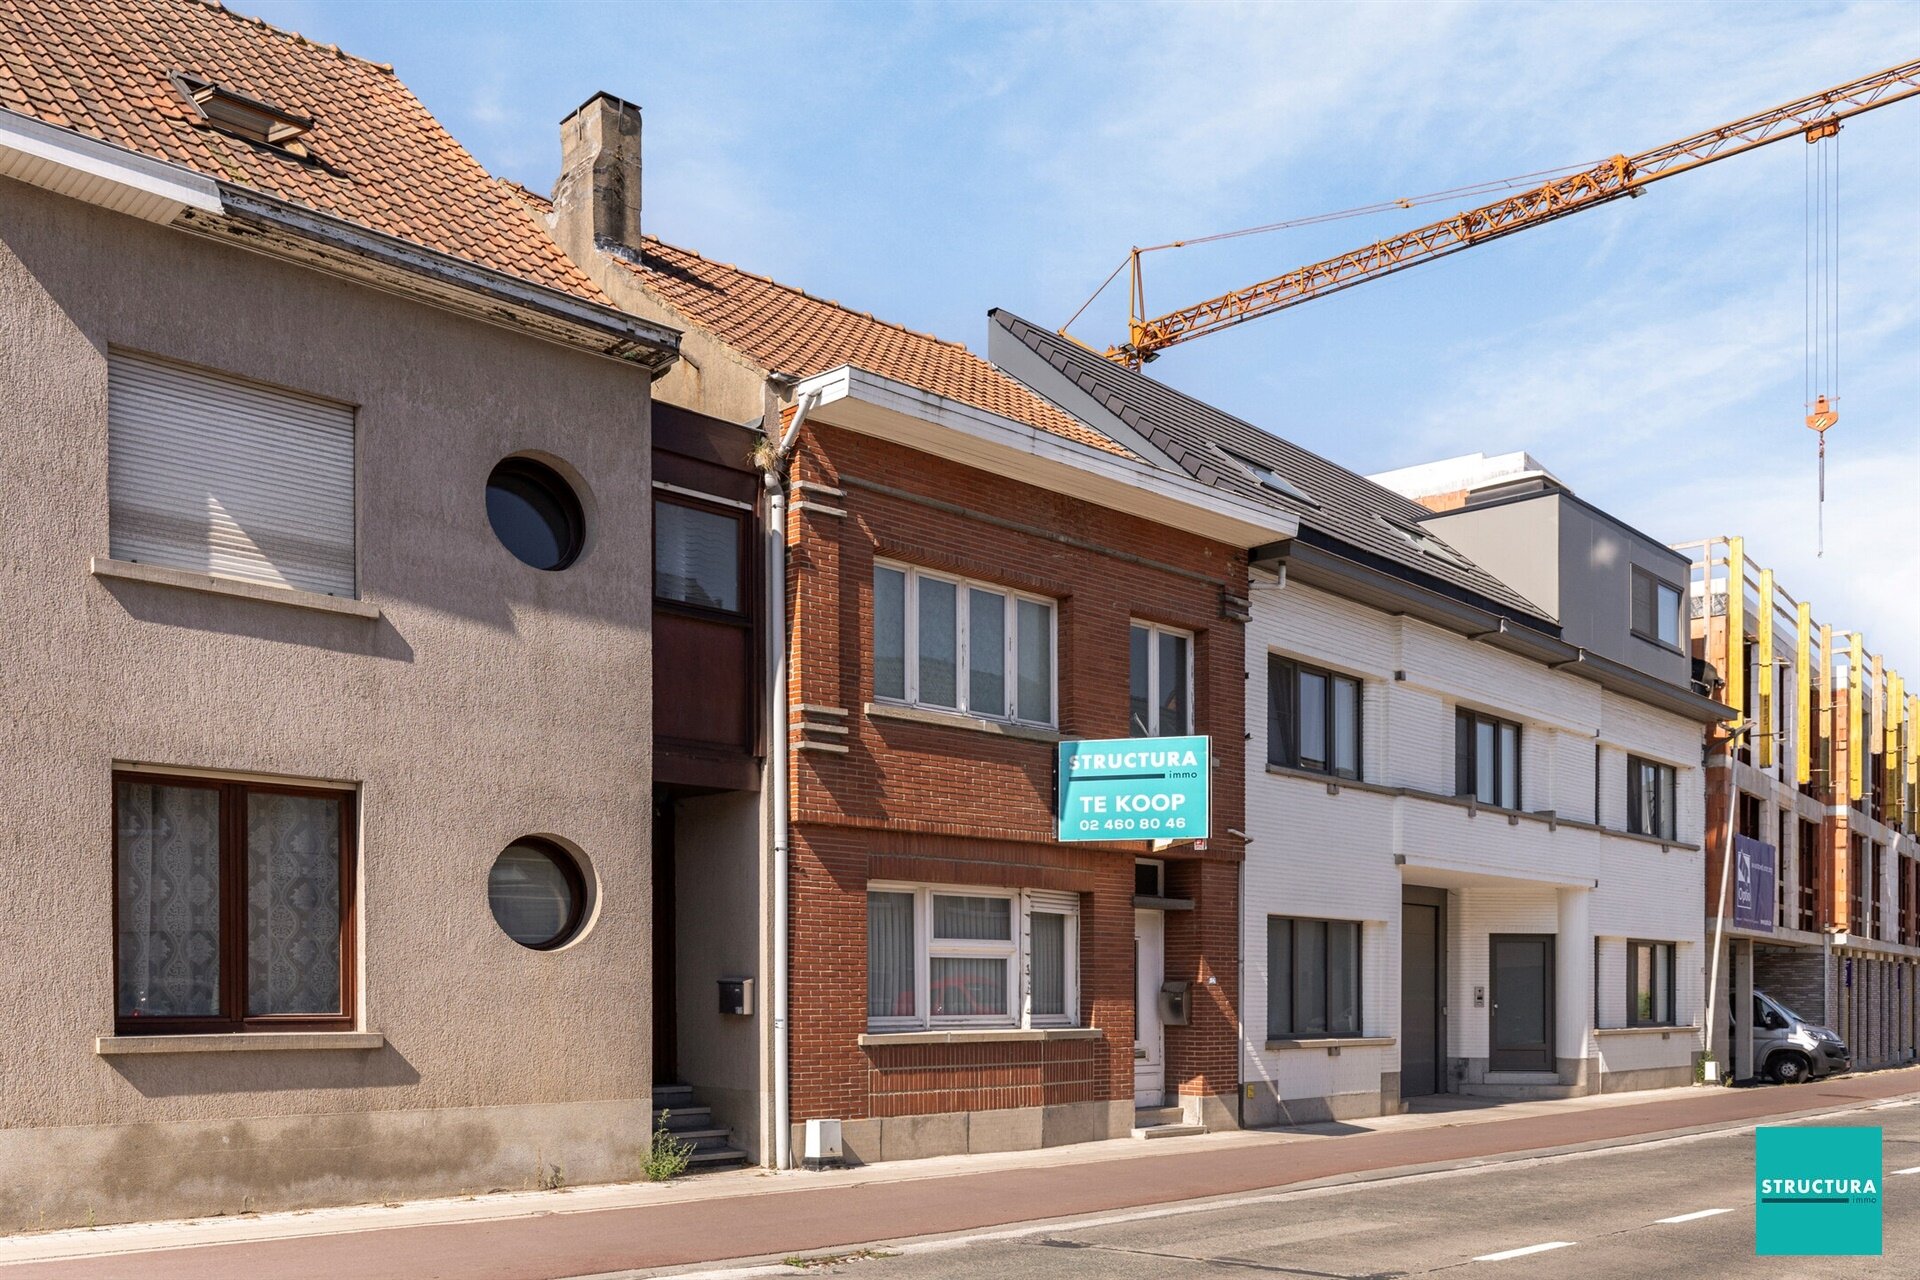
<box><xmin>107</xmin><ymin>352</ymin><xmax>356</xmax><ymax>597</ymax></box>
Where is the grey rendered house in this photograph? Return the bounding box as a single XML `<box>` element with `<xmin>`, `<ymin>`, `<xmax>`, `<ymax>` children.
<box><xmin>0</xmin><ymin>0</ymin><xmax>677</xmax><ymax>1229</ymax></box>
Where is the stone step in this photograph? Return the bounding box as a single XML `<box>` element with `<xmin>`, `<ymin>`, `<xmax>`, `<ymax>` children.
<box><xmin>651</xmin><ymin>1083</ymin><xmax>695</xmax><ymax>1107</ymax></box>
<box><xmin>1133</xmin><ymin>1105</ymin><xmax>1187</xmax><ymax>1127</ymax></box>
<box><xmin>652</xmin><ymin>1105</ymin><xmax>714</xmax><ymax>1130</ymax></box>
<box><xmin>1455</xmin><ymin>1082</ymin><xmax>1582</xmax><ymax>1100</ymax></box>
<box><xmin>684</xmin><ymin>1146</ymin><xmax>750</xmax><ymax>1170</ymax></box>
<box><xmin>1130</xmin><ymin>1122</ymin><xmax>1207</xmax><ymax>1140</ymax></box>
<box><xmin>664</xmin><ymin>1126</ymin><xmax>736</xmax><ymax>1151</ymax></box>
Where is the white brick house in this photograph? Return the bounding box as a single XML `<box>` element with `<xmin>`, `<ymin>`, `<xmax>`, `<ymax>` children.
<box><xmin>986</xmin><ymin>320</ymin><xmax>1731</xmax><ymax>1124</ymax></box>
<box><xmin>1242</xmin><ymin>576</ymin><xmax>1711</xmax><ymax>1119</ymax></box>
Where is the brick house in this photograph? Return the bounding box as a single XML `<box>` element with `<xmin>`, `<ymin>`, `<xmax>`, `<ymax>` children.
<box><xmin>531</xmin><ymin>94</ymin><xmax>1294</xmax><ymax>1162</ymax></box>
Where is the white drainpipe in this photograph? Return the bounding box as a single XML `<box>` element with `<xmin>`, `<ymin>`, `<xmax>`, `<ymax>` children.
<box><xmin>768</xmin><ymin>389</ymin><xmax>818</xmax><ymax>1171</ymax></box>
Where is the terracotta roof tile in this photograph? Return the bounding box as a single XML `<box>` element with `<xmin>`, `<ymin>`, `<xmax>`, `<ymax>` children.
<box><xmin>0</xmin><ymin>0</ymin><xmax>606</xmax><ymax>302</ymax></box>
<box><xmin>495</xmin><ymin>179</ymin><xmax>1124</xmax><ymax>456</ymax></box>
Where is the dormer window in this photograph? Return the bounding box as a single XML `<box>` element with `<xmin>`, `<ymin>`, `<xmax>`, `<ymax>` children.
<box><xmin>1379</xmin><ymin>515</ymin><xmax>1473</xmax><ymax>570</ymax></box>
<box><xmin>173</xmin><ymin>74</ymin><xmax>314</xmax><ymax>155</ymax></box>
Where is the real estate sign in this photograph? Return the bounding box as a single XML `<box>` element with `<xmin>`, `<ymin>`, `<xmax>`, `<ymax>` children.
<box><xmin>1733</xmin><ymin>834</ymin><xmax>1777</xmax><ymax>933</ymax></box>
<box><xmin>1056</xmin><ymin>735</ymin><xmax>1209</xmax><ymax>843</ymax></box>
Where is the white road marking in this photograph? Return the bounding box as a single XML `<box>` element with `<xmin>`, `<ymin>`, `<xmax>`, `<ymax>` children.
<box><xmin>1891</xmin><ymin>1165</ymin><xmax>1920</xmax><ymax>1176</ymax></box>
<box><xmin>1471</xmin><ymin>1241</ymin><xmax>1577</xmax><ymax>1262</ymax></box>
<box><xmin>1656</xmin><ymin>1207</ymin><xmax>1733</xmax><ymax>1223</ymax></box>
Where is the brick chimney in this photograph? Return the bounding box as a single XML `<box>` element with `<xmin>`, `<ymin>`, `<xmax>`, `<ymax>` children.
<box><xmin>553</xmin><ymin>92</ymin><xmax>642</xmax><ymax>263</ymax></box>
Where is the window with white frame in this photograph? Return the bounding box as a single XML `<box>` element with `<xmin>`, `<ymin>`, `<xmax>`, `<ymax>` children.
<box><xmin>1129</xmin><ymin>622</ymin><xmax>1192</xmax><ymax>737</ymax></box>
<box><xmin>866</xmin><ymin>885</ymin><xmax>1079</xmax><ymax>1031</ymax></box>
<box><xmin>872</xmin><ymin>562</ymin><xmax>1055</xmax><ymax>726</ymax></box>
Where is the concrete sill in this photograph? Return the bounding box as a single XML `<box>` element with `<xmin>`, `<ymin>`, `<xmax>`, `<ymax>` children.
<box><xmin>91</xmin><ymin>557</ymin><xmax>379</xmax><ymax>619</ymax></box>
<box><xmin>864</xmin><ymin>702</ymin><xmax>1062</xmax><ymax>743</ymax></box>
<box><xmin>96</xmin><ymin>1032</ymin><xmax>386</xmax><ymax>1055</ymax></box>
<box><xmin>1265</xmin><ymin>1036</ymin><xmax>1395</xmax><ymax>1051</ymax></box>
<box><xmin>1264</xmin><ymin>763</ymin><xmax>1701</xmax><ymax>853</ymax></box>
<box><xmin>1595</xmin><ymin>1024</ymin><xmax>1699</xmax><ymax>1038</ymax></box>
<box><xmin>858</xmin><ymin>1027</ymin><xmax>1103</xmax><ymax>1047</ymax></box>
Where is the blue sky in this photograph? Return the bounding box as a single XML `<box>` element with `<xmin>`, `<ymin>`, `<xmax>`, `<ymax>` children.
<box><xmin>251</xmin><ymin>0</ymin><xmax>1919</xmax><ymax>654</ymax></box>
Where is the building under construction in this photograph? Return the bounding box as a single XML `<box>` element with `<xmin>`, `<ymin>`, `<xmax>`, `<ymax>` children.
<box><xmin>1682</xmin><ymin>537</ymin><xmax>1920</xmax><ymax>1081</ymax></box>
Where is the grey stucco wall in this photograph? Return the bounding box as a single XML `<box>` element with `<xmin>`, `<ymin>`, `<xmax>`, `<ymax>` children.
<box><xmin>672</xmin><ymin>789</ymin><xmax>766</xmax><ymax>1160</ymax></box>
<box><xmin>0</xmin><ymin>177</ymin><xmax>656</xmax><ymax>1228</ymax></box>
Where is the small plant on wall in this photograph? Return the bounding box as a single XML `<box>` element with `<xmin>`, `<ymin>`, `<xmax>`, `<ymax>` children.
<box><xmin>645</xmin><ymin>1112</ymin><xmax>695</xmax><ymax>1182</ymax></box>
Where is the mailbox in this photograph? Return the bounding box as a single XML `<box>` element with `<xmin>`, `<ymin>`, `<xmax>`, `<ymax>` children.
<box><xmin>1157</xmin><ymin>980</ymin><xmax>1190</xmax><ymax>1026</ymax></box>
<box><xmin>717</xmin><ymin>976</ymin><xmax>753</xmax><ymax>1017</ymax></box>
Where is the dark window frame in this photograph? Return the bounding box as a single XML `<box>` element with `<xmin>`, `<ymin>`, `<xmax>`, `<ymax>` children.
<box><xmin>1796</xmin><ymin>819</ymin><xmax>1820</xmax><ymax>932</ymax></box>
<box><xmin>1268</xmin><ymin>654</ymin><xmax>1362</xmax><ymax>780</ymax></box>
<box><xmin>1626</xmin><ymin>755</ymin><xmax>1677</xmax><ymax>840</ymax></box>
<box><xmin>1630</xmin><ymin>567</ymin><xmax>1684</xmax><ymax>651</ymax></box>
<box><xmin>1625</xmin><ymin>938</ymin><xmax>1678</xmax><ymax>1027</ymax></box>
<box><xmin>1454</xmin><ymin>708</ymin><xmax>1522</xmax><ymax>809</ymax></box>
<box><xmin>1266</xmin><ymin>914</ymin><xmax>1363</xmax><ymax>1039</ymax></box>
<box><xmin>112</xmin><ymin>771</ymin><xmax>357</xmax><ymax>1035</ymax></box>
<box><xmin>1850</xmin><ymin>836</ymin><xmax>1867</xmax><ymax>935</ymax></box>
<box><xmin>486</xmin><ymin>456</ymin><xmax>585</xmax><ymax>572</ymax></box>
<box><xmin>488</xmin><ymin>837</ymin><xmax>589</xmax><ymax>952</ymax></box>
<box><xmin>1871</xmin><ymin>844</ymin><xmax>1885</xmax><ymax>940</ymax></box>
<box><xmin>652</xmin><ymin>491</ymin><xmax>750</xmax><ymax>620</ymax></box>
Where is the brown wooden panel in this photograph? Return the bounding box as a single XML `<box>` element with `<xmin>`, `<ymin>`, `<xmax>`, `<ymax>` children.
<box><xmin>655</xmin><ymin>612</ymin><xmax>752</xmax><ymax>753</ymax></box>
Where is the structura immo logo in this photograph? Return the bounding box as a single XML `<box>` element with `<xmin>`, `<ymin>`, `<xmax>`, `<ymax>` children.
<box><xmin>1754</xmin><ymin>1126</ymin><xmax>1881</xmax><ymax>1256</ymax></box>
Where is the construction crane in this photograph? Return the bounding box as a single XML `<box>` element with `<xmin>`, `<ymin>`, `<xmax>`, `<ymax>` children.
<box><xmin>1068</xmin><ymin>58</ymin><xmax>1920</xmax><ymax>370</ymax></box>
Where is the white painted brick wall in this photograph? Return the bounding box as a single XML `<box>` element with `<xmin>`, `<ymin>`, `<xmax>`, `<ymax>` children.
<box><xmin>1242</xmin><ymin>581</ymin><xmax>1709</xmax><ymax>1096</ymax></box>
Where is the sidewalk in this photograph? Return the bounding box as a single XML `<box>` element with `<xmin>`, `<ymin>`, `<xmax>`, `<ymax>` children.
<box><xmin>6</xmin><ymin>1067</ymin><xmax>1918</xmax><ymax>1280</ymax></box>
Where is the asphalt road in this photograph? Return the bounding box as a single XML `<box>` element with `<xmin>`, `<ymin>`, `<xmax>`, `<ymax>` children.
<box><xmin>781</xmin><ymin>1099</ymin><xmax>1920</xmax><ymax>1279</ymax></box>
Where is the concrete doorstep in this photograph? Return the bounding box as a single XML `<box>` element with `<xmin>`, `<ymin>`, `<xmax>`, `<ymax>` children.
<box><xmin>2</xmin><ymin>1068</ymin><xmax>1917</xmax><ymax>1276</ymax></box>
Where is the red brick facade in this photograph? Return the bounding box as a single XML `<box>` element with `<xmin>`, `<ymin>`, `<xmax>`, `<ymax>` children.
<box><xmin>784</xmin><ymin>422</ymin><xmax>1247</xmax><ymax>1129</ymax></box>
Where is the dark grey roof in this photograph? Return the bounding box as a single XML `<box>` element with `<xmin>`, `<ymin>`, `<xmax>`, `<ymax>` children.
<box><xmin>988</xmin><ymin>310</ymin><xmax>1556</xmax><ymax>630</ymax></box>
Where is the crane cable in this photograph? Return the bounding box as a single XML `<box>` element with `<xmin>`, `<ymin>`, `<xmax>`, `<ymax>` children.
<box><xmin>1805</xmin><ymin>126</ymin><xmax>1840</xmax><ymax>556</ymax></box>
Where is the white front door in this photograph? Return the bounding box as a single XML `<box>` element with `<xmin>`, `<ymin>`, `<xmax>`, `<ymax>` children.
<box><xmin>1134</xmin><ymin>908</ymin><xmax>1165</xmax><ymax>1107</ymax></box>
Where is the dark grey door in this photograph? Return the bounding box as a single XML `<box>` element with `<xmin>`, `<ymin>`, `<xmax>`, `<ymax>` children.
<box><xmin>1490</xmin><ymin>934</ymin><xmax>1555</xmax><ymax>1073</ymax></box>
<box><xmin>1401</xmin><ymin>902</ymin><xmax>1442</xmax><ymax>1096</ymax></box>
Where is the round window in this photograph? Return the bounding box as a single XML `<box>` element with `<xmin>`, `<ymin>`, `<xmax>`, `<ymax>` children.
<box><xmin>488</xmin><ymin>839</ymin><xmax>587</xmax><ymax>950</ymax></box>
<box><xmin>486</xmin><ymin>458</ymin><xmax>585</xmax><ymax>571</ymax></box>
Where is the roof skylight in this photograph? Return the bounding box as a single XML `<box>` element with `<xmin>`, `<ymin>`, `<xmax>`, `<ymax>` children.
<box><xmin>1221</xmin><ymin>448</ymin><xmax>1318</xmax><ymax>507</ymax></box>
<box><xmin>1380</xmin><ymin>515</ymin><xmax>1475</xmax><ymax>569</ymax></box>
<box><xmin>173</xmin><ymin>74</ymin><xmax>314</xmax><ymax>155</ymax></box>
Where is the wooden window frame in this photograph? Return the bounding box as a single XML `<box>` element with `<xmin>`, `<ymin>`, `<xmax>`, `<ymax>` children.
<box><xmin>1266</xmin><ymin>914</ymin><xmax>1364</xmax><ymax>1039</ymax></box>
<box><xmin>112</xmin><ymin>770</ymin><xmax>357</xmax><ymax>1035</ymax></box>
<box><xmin>1268</xmin><ymin>654</ymin><xmax>1363</xmax><ymax>780</ymax></box>
<box><xmin>1626</xmin><ymin>755</ymin><xmax>1677</xmax><ymax>840</ymax></box>
<box><xmin>1625</xmin><ymin>939</ymin><xmax>1678</xmax><ymax>1028</ymax></box>
<box><xmin>652</xmin><ymin>491</ymin><xmax>750</xmax><ymax>620</ymax></box>
<box><xmin>1455</xmin><ymin>708</ymin><xmax>1523</xmax><ymax>810</ymax></box>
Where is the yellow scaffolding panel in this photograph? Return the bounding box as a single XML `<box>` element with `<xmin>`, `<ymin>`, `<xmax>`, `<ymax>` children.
<box><xmin>1796</xmin><ymin>601</ymin><xmax>1813</xmax><ymax>785</ymax></box>
<box><xmin>1757</xmin><ymin>569</ymin><xmax>1775</xmax><ymax>769</ymax></box>
<box><xmin>1850</xmin><ymin>632</ymin><xmax>1865</xmax><ymax>802</ymax></box>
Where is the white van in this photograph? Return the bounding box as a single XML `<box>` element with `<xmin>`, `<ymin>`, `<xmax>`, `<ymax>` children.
<box><xmin>1752</xmin><ymin>990</ymin><xmax>1850</xmax><ymax>1084</ymax></box>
